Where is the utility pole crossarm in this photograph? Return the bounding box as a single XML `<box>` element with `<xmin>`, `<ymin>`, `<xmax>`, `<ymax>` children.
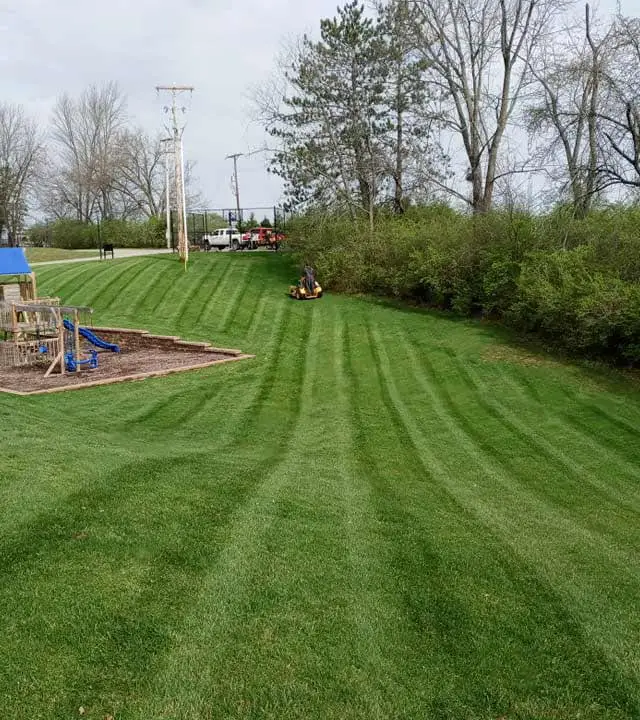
<box><xmin>155</xmin><ymin>85</ymin><xmax>195</xmax><ymax>92</ymax></box>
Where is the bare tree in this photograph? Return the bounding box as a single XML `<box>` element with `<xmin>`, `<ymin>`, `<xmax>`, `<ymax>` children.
<box><xmin>598</xmin><ymin>13</ymin><xmax>640</xmax><ymax>192</ymax></box>
<box><xmin>113</xmin><ymin>128</ymin><xmax>166</xmax><ymax>218</ymax></box>
<box><xmin>376</xmin><ymin>0</ymin><xmax>449</xmax><ymax>212</ymax></box>
<box><xmin>412</xmin><ymin>0</ymin><xmax>565</xmax><ymax>213</ymax></box>
<box><xmin>44</xmin><ymin>82</ymin><xmax>127</xmax><ymax>221</ymax></box>
<box><xmin>0</xmin><ymin>104</ymin><xmax>44</xmax><ymax>244</ymax></box>
<box><xmin>527</xmin><ymin>4</ymin><xmax>615</xmax><ymax>216</ymax></box>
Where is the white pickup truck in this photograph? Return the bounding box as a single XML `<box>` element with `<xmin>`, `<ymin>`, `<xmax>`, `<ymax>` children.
<box><xmin>202</xmin><ymin>227</ymin><xmax>244</xmax><ymax>251</ymax></box>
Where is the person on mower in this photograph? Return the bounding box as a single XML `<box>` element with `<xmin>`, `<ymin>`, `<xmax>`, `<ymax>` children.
<box><xmin>289</xmin><ymin>265</ymin><xmax>322</xmax><ymax>299</ymax></box>
<box><xmin>302</xmin><ymin>266</ymin><xmax>315</xmax><ymax>294</ymax></box>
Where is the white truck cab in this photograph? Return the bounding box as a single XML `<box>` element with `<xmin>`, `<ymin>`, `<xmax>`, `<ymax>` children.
<box><xmin>202</xmin><ymin>227</ymin><xmax>242</xmax><ymax>251</ymax></box>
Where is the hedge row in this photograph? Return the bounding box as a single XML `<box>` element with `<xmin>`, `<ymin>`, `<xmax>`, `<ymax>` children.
<box><xmin>285</xmin><ymin>205</ymin><xmax>640</xmax><ymax>365</ymax></box>
<box><xmin>29</xmin><ymin>218</ymin><xmax>166</xmax><ymax>249</ymax></box>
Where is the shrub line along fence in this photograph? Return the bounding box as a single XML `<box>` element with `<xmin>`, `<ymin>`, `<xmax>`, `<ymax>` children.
<box><xmin>285</xmin><ymin>205</ymin><xmax>640</xmax><ymax>366</ymax></box>
<box><xmin>27</xmin><ymin>208</ymin><xmax>291</xmax><ymax>252</ymax></box>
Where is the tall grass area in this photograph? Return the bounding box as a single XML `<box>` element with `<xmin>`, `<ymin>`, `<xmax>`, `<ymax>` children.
<box><xmin>287</xmin><ymin>205</ymin><xmax>640</xmax><ymax>365</ymax></box>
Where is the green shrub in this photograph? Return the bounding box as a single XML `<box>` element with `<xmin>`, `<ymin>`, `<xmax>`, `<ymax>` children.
<box><xmin>46</xmin><ymin>218</ymin><xmax>167</xmax><ymax>250</ymax></box>
<box><xmin>50</xmin><ymin>219</ymin><xmax>96</xmax><ymax>249</ymax></box>
<box><xmin>26</xmin><ymin>224</ymin><xmax>52</xmax><ymax>247</ymax></box>
<box><xmin>283</xmin><ymin>203</ymin><xmax>640</xmax><ymax>365</ymax></box>
<box><xmin>507</xmin><ymin>247</ymin><xmax>640</xmax><ymax>364</ymax></box>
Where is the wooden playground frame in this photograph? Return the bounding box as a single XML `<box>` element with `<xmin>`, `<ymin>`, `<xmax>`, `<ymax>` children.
<box><xmin>0</xmin><ymin>299</ymin><xmax>95</xmax><ymax>378</ymax></box>
<box><xmin>0</xmin><ymin>326</ymin><xmax>254</xmax><ymax>395</ymax></box>
<box><xmin>0</xmin><ymin>249</ymin><xmax>253</xmax><ymax>394</ymax></box>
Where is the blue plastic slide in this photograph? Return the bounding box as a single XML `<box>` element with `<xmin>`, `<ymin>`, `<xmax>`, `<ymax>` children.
<box><xmin>63</xmin><ymin>319</ymin><xmax>120</xmax><ymax>353</ymax></box>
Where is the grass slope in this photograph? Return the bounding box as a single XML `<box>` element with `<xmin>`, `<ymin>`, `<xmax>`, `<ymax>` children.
<box><xmin>1</xmin><ymin>253</ymin><xmax>639</xmax><ymax>720</ymax></box>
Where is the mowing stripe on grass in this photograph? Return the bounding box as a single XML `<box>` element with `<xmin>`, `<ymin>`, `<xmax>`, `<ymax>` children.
<box><xmin>506</xmin><ymin>364</ymin><xmax>640</xmax><ymax>466</ymax></box>
<box><xmin>238</xmin><ymin>278</ymin><xmax>269</xmax><ymax>339</ymax></box>
<box><xmin>328</xmin><ymin>309</ymin><xmax>406</xmax><ymax>717</ymax></box>
<box><xmin>36</xmin><ymin>260</ymin><xmax>114</xmax><ymax>297</ymax></box>
<box><xmin>37</xmin><ymin>256</ymin><xmax>117</xmax><ymax>286</ymax></box>
<box><xmin>113</xmin><ymin>259</ymin><xmax>171</xmax><ymax>320</ymax></box>
<box><xmin>0</xmin><ymin>451</ymin><xmax>276</xmax><ymax>718</ymax></box>
<box><xmin>98</xmin><ymin>260</ymin><xmax>155</xmax><ymax>311</ymax></box>
<box><xmin>141</xmin><ymin>260</ymin><xmax>191</xmax><ymax>317</ymax></box>
<box><xmin>215</xmin><ymin>299</ymin><xmax>293</xmax><ymax>450</ymax></box>
<box><xmin>372</xmin><ymin>322</ymin><xmax>640</xmax><ymax>576</ymax></box>
<box><xmin>348</xmin><ymin>313</ymin><xmax>639</xmax><ymax>718</ymax></box>
<box><xmin>126</xmin><ymin>305</ymin><xmax>319</xmax><ymax>719</ymax></box>
<box><xmin>167</xmin><ymin>263</ymin><xmax>215</xmax><ymax>330</ymax></box>
<box><xmin>2</xmin><ymin>254</ymin><xmax>640</xmax><ymax>720</ymax></box>
<box><xmin>67</xmin><ymin>259</ymin><xmax>146</xmax><ymax>310</ymax></box>
<box><xmin>496</xmin><ymin>370</ymin><xmax>640</xmax><ymax>482</ymax></box>
<box><xmin>218</xmin><ymin>261</ymin><xmax>257</xmax><ymax>333</ymax></box>
<box><xmin>186</xmin><ymin>258</ymin><xmax>237</xmax><ymax>332</ymax></box>
<box><xmin>402</xmin><ymin>329</ymin><xmax>640</xmax><ymax>526</ymax></box>
<box><xmin>368</xmin><ymin>318</ymin><xmax>640</xmax><ymax>708</ymax></box>
<box><xmin>199</xmin><ymin>260</ymin><xmax>253</xmax><ymax>334</ymax></box>
<box><xmin>459</xmin><ymin>357</ymin><xmax>640</xmax><ymax>509</ymax></box>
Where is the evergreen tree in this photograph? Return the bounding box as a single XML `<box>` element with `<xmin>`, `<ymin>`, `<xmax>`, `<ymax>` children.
<box><xmin>376</xmin><ymin>0</ymin><xmax>447</xmax><ymax>212</ymax></box>
<box><xmin>267</xmin><ymin>2</ymin><xmax>387</xmax><ymax>218</ymax></box>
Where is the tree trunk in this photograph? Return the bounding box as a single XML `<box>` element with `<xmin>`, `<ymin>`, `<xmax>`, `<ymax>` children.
<box><xmin>393</xmin><ymin>72</ymin><xmax>404</xmax><ymax>214</ymax></box>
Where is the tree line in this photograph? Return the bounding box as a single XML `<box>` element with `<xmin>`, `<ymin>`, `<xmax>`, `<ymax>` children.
<box><xmin>259</xmin><ymin>0</ymin><xmax>640</xmax><ymax>365</ymax></box>
<box><xmin>258</xmin><ymin>0</ymin><xmax>640</xmax><ymax>219</ymax></box>
<box><xmin>0</xmin><ymin>82</ymin><xmax>200</xmax><ymax>246</ymax></box>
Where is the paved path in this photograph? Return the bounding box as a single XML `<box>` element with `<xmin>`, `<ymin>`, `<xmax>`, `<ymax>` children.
<box><xmin>31</xmin><ymin>248</ymin><xmax>174</xmax><ymax>267</ymax></box>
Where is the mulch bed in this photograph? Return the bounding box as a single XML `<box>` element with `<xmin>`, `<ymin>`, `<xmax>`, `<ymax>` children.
<box><xmin>0</xmin><ymin>327</ymin><xmax>253</xmax><ymax>395</ymax></box>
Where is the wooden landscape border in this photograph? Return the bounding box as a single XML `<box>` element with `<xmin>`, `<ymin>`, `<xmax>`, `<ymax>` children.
<box><xmin>0</xmin><ymin>326</ymin><xmax>255</xmax><ymax>396</ymax></box>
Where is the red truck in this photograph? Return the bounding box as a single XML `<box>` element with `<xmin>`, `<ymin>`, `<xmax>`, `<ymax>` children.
<box><xmin>241</xmin><ymin>227</ymin><xmax>285</xmax><ymax>250</ymax></box>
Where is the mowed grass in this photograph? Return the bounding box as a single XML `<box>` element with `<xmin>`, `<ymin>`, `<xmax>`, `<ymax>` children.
<box><xmin>1</xmin><ymin>253</ymin><xmax>639</xmax><ymax>720</ymax></box>
<box><xmin>26</xmin><ymin>247</ymin><xmax>99</xmax><ymax>263</ymax></box>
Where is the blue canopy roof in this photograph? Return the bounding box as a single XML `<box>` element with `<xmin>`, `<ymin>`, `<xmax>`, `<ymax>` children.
<box><xmin>0</xmin><ymin>248</ymin><xmax>32</xmax><ymax>276</ymax></box>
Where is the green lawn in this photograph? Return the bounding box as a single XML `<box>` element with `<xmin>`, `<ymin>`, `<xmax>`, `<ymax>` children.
<box><xmin>1</xmin><ymin>253</ymin><xmax>639</xmax><ymax>720</ymax></box>
<box><xmin>25</xmin><ymin>247</ymin><xmax>99</xmax><ymax>263</ymax></box>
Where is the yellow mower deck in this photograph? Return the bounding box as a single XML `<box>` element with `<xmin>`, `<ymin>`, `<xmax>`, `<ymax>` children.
<box><xmin>289</xmin><ymin>284</ymin><xmax>323</xmax><ymax>300</ymax></box>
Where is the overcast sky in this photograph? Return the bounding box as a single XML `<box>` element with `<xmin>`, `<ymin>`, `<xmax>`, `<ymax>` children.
<box><xmin>1</xmin><ymin>0</ymin><xmax>636</xmax><ymax>216</ymax></box>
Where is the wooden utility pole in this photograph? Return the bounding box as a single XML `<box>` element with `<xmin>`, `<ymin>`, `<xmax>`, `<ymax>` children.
<box><xmin>160</xmin><ymin>137</ymin><xmax>173</xmax><ymax>250</ymax></box>
<box><xmin>224</xmin><ymin>149</ymin><xmax>263</xmax><ymax>227</ymax></box>
<box><xmin>156</xmin><ymin>85</ymin><xmax>194</xmax><ymax>265</ymax></box>
<box><xmin>225</xmin><ymin>152</ymin><xmax>243</xmax><ymax>226</ymax></box>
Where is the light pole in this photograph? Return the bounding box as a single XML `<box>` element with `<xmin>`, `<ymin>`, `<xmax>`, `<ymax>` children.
<box><xmin>179</xmin><ymin>136</ymin><xmax>188</xmax><ymax>250</ymax></box>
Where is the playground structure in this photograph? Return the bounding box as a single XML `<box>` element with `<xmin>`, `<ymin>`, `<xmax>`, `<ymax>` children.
<box><xmin>0</xmin><ymin>247</ymin><xmax>254</xmax><ymax>395</ymax></box>
<box><xmin>0</xmin><ymin>248</ymin><xmax>119</xmax><ymax>377</ymax></box>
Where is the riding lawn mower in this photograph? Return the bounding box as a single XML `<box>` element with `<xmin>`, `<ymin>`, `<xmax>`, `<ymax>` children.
<box><xmin>289</xmin><ymin>266</ymin><xmax>323</xmax><ymax>300</ymax></box>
